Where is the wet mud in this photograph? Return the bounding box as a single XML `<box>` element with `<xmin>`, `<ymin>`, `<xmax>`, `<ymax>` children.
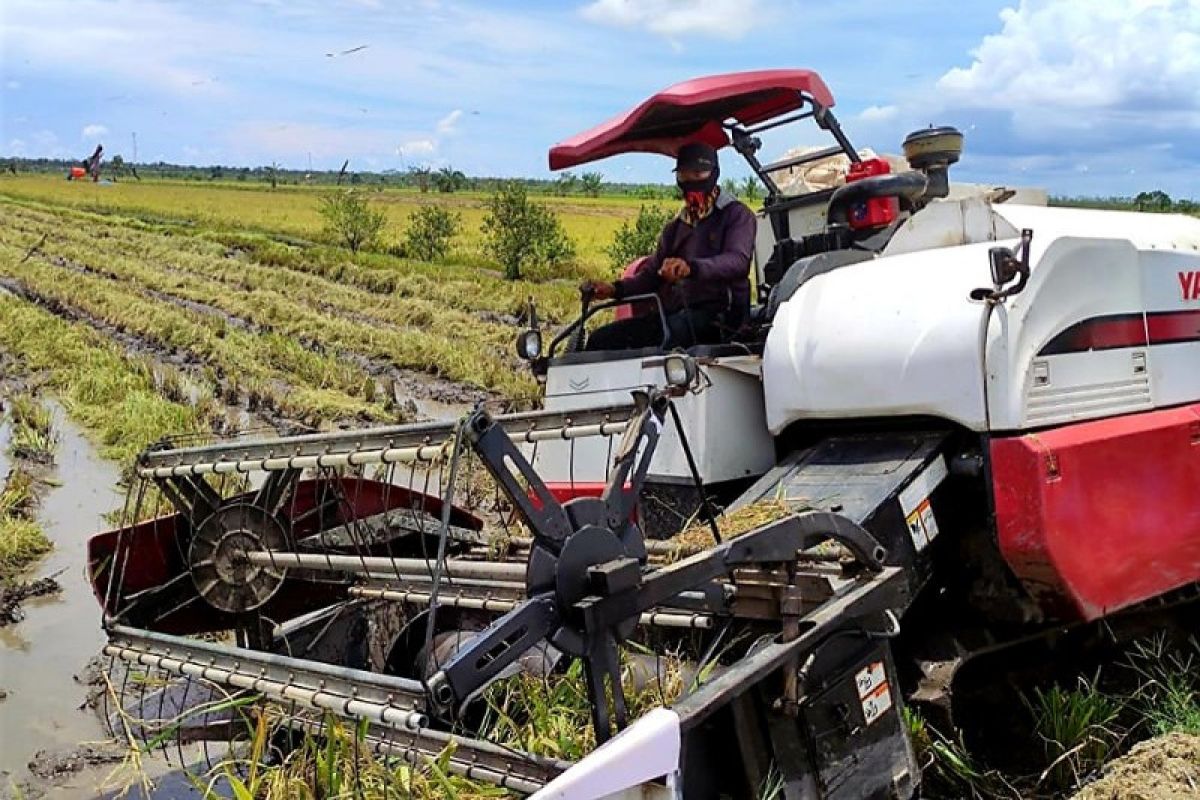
<box><xmin>0</xmin><ymin>411</ymin><xmax>118</xmax><ymax>794</ymax></box>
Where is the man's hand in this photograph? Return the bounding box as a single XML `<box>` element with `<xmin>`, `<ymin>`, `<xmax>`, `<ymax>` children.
<box><xmin>581</xmin><ymin>280</ymin><xmax>615</xmax><ymax>300</ymax></box>
<box><xmin>659</xmin><ymin>257</ymin><xmax>691</xmax><ymax>283</ymax></box>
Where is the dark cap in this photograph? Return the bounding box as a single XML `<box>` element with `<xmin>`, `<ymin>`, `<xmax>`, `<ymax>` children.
<box><xmin>674</xmin><ymin>142</ymin><xmax>718</xmax><ymax>173</ymax></box>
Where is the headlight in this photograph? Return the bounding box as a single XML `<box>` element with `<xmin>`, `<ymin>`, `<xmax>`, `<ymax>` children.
<box><xmin>663</xmin><ymin>354</ymin><xmax>696</xmax><ymax>388</ymax></box>
<box><xmin>516</xmin><ymin>329</ymin><xmax>543</xmax><ymax>361</ymax></box>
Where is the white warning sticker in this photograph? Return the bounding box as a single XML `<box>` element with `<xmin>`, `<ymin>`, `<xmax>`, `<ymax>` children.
<box><xmin>855</xmin><ymin>661</ymin><xmax>893</xmax><ymax>726</ymax></box>
<box><xmin>861</xmin><ymin>683</ymin><xmax>894</xmax><ymax>726</ymax></box>
<box><xmin>855</xmin><ymin>661</ymin><xmax>887</xmax><ymax>698</ymax></box>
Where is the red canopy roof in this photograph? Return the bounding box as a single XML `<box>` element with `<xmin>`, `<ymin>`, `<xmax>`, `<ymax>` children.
<box><xmin>548</xmin><ymin>69</ymin><xmax>834</xmax><ymax>171</ymax></box>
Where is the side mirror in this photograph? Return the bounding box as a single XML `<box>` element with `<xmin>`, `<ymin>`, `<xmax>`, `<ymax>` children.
<box><xmin>974</xmin><ymin>228</ymin><xmax>1032</xmax><ymax>303</ymax></box>
<box><xmin>516</xmin><ymin>329</ymin><xmax>543</xmax><ymax>361</ymax></box>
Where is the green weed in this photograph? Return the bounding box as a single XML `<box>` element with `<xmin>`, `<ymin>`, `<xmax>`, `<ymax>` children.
<box><xmin>1025</xmin><ymin>674</ymin><xmax>1124</xmax><ymax>790</ymax></box>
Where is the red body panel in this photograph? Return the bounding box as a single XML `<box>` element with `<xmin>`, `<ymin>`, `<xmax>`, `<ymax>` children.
<box><xmin>991</xmin><ymin>403</ymin><xmax>1200</xmax><ymax>620</ymax></box>
<box><xmin>86</xmin><ymin>478</ymin><xmax>482</xmax><ymax>634</ymax></box>
<box><xmin>845</xmin><ymin>158</ymin><xmax>898</xmax><ymax>230</ymax></box>
<box><xmin>614</xmin><ymin>257</ymin><xmax>651</xmax><ymax>322</ymax></box>
<box><xmin>549</xmin><ymin>69</ymin><xmax>834</xmax><ymax>170</ymax></box>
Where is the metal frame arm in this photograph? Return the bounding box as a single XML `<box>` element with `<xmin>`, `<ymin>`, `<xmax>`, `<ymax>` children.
<box><xmin>600</xmin><ymin>391</ymin><xmax>668</xmax><ymax>530</ymax></box>
<box><xmin>428</xmin><ymin>595</ymin><xmax>560</xmax><ymax>714</ymax></box>
<box><xmin>580</xmin><ymin>512</ymin><xmax>887</xmax><ymax>632</ymax></box>
<box><xmin>465</xmin><ymin>409</ymin><xmax>573</xmax><ymax>547</ymax></box>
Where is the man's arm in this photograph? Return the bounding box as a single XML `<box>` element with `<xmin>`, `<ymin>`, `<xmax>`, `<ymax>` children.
<box><xmin>614</xmin><ymin>226</ymin><xmax>669</xmax><ymax>299</ymax></box>
<box><xmin>687</xmin><ymin>204</ymin><xmax>755</xmax><ymax>282</ymax></box>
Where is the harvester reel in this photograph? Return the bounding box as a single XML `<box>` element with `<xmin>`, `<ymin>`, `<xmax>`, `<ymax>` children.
<box><xmin>188</xmin><ymin>502</ymin><xmax>288</xmax><ymax>613</ymax></box>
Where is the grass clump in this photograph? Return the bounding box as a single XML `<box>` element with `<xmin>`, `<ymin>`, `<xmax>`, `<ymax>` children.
<box><xmin>1026</xmin><ymin>674</ymin><xmax>1123</xmax><ymax>791</ymax></box>
<box><xmin>605</xmin><ymin>204</ymin><xmax>674</xmax><ymax>271</ymax></box>
<box><xmin>0</xmin><ymin>394</ymin><xmax>54</xmax><ymax>582</ymax></box>
<box><xmin>319</xmin><ymin>190</ymin><xmax>388</xmax><ymax>253</ymax></box>
<box><xmin>482</xmin><ymin>182</ymin><xmax>576</xmax><ymax>280</ymax></box>
<box><xmin>1124</xmin><ymin>635</ymin><xmax>1200</xmax><ymax>737</ymax></box>
<box><xmin>904</xmin><ymin>707</ymin><xmax>1019</xmax><ymax>799</ymax></box>
<box><xmin>402</xmin><ymin>205</ymin><xmax>461</xmax><ymax>262</ymax></box>
<box><xmin>0</xmin><ymin>516</ymin><xmax>51</xmax><ymax>580</ymax></box>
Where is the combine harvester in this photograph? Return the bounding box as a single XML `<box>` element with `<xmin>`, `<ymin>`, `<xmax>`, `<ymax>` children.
<box><xmin>87</xmin><ymin>70</ymin><xmax>1200</xmax><ymax>798</ymax></box>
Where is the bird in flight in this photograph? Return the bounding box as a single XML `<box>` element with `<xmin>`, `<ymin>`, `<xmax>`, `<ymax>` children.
<box><xmin>326</xmin><ymin>45</ymin><xmax>369</xmax><ymax>57</ymax></box>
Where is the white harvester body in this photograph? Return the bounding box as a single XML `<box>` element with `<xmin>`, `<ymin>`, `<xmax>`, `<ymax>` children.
<box><xmin>766</xmin><ymin>200</ymin><xmax>1200</xmax><ymax>434</ymax></box>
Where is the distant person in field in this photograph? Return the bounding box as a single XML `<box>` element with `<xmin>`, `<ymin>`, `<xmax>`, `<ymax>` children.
<box><xmin>583</xmin><ymin>142</ymin><xmax>756</xmax><ymax>351</ymax></box>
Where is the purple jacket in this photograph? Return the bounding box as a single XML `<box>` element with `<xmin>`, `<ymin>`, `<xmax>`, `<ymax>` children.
<box><xmin>614</xmin><ymin>192</ymin><xmax>756</xmax><ymax>319</ymax></box>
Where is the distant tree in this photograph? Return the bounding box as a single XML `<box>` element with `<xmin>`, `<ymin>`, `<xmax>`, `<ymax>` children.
<box><xmin>268</xmin><ymin>162</ymin><xmax>279</xmax><ymax>189</ymax></box>
<box><xmin>580</xmin><ymin>171</ymin><xmax>604</xmax><ymax>197</ymax></box>
<box><xmin>318</xmin><ymin>190</ymin><xmax>388</xmax><ymax>253</ymax></box>
<box><xmin>606</xmin><ymin>205</ymin><xmax>674</xmax><ymax>270</ymax></box>
<box><xmin>721</xmin><ymin>177</ymin><xmax>739</xmax><ymax>197</ymax></box>
<box><xmin>739</xmin><ymin>177</ymin><xmax>762</xmax><ymax>202</ymax></box>
<box><xmin>349</xmin><ymin>172</ymin><xmax>363</xmax><ymax>185</ymax></box>
<box><xmin>1134</xmin><ymin>190</ymin><xmax>1172</xmax><ymax>212</ymax></box>
<box><xmin>402</xmin><ymin>205</ymin><xmax>461</xmax><ymax>261</ymax></box>
<box><xmin>481</xmin><ymin>181</ymin><xmax>576</xmax><ymax>280</ymax></box>
<box><xmin>434</xmin><ymin>167</ymin><xmax>468</xmax><ymax>193</ymax></box>
<box><xmin>409</xmin><ymin>167</ymin><xmax>432</xmax><ymax>193</ymax></box>
<box><xmin>554</xmin><ymin>171</ymin><xmax>578</xmax><ymax>196</ymax></box>
<box><xmin>210</xmin><ymin>165</ymin><xmax>224</xmax><ymax>180</ymax></box>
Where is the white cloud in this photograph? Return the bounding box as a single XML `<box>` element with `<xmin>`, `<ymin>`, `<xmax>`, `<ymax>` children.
<box><xmin>82</xmin><ymin>123</ymin><xmax>108</xmax><ymax>139</ymax></box>
<box><xmin>936</xmin><ymin>0</ymin><xmax>1200</xmax><ymax>126</ymax></box>
<box><xmin>579</xmin><ymin>0</ymin><xmax>760</xmax><ymax>40</ymax></box>
<box><xmin>436</xmin><ymin>109</ymin><xmax>463</xmax><ymax>135</ymax></box>
<box><xmin>5</xmin><ymin>0</ymin><xmax>234</xmax><ymax>99</ymax></box>
<box><xmin>398</xmin><ymin>138</ymin><xmax>437</xmax><ymax>156</ymax></box>
<box><xmin>7</xmin><ymin>130</ymin><xmax>67</xmax><ymax>158</ymax></box>
<box><xmin>859</xmin><ymin>104</ymin><xmax>897</xmax><ymax>122</ymax></box>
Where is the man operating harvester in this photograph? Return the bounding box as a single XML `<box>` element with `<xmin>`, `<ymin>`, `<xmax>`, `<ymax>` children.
<box><xmin>583</xmin><ymin>142</ymin><xmax>756</xmax><ymax>350</ymax></box>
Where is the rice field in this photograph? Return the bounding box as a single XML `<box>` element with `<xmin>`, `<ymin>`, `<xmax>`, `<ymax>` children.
<box><xmin>0</xmin><ymin>174</ymin><xmax>644</xmax><ymax>440</ymax></box>
<box><xmin>0</xmin><ymin>175</ymin><xmax>668</xmax><ymax>275</ymax></box>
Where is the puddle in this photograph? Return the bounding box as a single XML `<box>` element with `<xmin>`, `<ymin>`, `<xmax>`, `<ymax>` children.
<box><xmin>0</xmin><ymin>406</ymin><xmax>119</xmax><ymax>786</ymax></box>
<box><xmin>0</xmin><ymin>418</ymin><xmax>11</xmax><ymax>480</ymax></box>
<box><xmin>413</xmin><ymin>396</ymin><xmax>473</xmax><ymax>422</ymax></box>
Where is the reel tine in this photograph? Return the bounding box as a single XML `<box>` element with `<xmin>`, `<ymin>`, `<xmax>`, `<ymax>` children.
<box><xmin>172</xmin><ymin>671</ymin><xmax>195</xmax><ymax>769</ymax></box>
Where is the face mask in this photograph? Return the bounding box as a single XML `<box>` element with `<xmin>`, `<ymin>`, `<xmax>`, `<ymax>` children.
<box><xmin>677</xmin><ymin>168</ymin><xmax>719</xmax><ymax>209</ymax></box>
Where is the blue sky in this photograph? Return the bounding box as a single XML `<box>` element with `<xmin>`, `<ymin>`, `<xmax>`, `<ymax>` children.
<box><xmin>3</xmin><ymin>0</ymin><xmax>1199</xmax><ymax>197</ymax></box>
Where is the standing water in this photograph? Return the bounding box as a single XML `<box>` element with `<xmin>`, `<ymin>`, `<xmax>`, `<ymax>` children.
<box><xmin>0</xmin><ymin>409</ymin><xmax>119</xmax><ymax>791</ymax></box>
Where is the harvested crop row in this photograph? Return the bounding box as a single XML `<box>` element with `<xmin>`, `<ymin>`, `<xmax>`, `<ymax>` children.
<box><xmin>0</xmin><ymin>201</ymin><xmax>542</xmax><ymax>401</ymax></box>
<box><xmin>0</xmin><ymin>388</ymin><xmax>61</xmax><ymax>623</ymax></box>
<box><xmin>0</xmin><ymin>294</ymin><xmax>205</xmax><ymax>463</ymax></box>
<box><xmin>1</xmin><ymin>195</ymin><xmax>582</xmax><ymax>321</ymax></box>
<box><xmin>0</xmin><ymin>242</ymin><xmax>398</xmax><ymax>427</ymax></box>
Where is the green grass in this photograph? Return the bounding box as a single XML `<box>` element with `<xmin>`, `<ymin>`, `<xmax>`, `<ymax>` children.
<box><xmin>0</xmin><ymin>516</ymin><xmax>51</xmax><ymax>581</ymax></box>
<box><xmin>1124</xmin><ymin>635</ymin><xmax>1200</xmax><ymax>737</ymax></box>
<box><xmin>1026</xmin><ymin>674</ymin><xmax>1123</xmax><ymax>791</ymax></box>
